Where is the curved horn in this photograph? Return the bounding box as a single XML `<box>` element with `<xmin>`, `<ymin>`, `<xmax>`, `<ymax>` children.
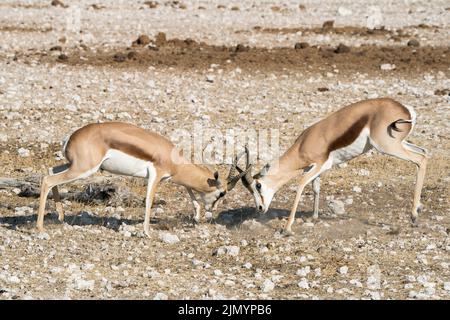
<box><xmin>227</xmin><ymin>148</ymin><xmax>247</xmax><ymax>191</ymax></box>
<box><xmin>240</xmin><ymin>143</ymin><xmax>254</xmax><ymax>186</ymax></box>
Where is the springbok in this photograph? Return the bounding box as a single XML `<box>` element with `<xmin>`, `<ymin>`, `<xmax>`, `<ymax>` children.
<box><xmin>236</xmin><ymin>98</ymin><xmax>428</xmax><ymax>235</ymax></box>
<box><xmin>37</xmin><ymin>122</ymin><xmax>247</xmax><ymax>236</ymax></box>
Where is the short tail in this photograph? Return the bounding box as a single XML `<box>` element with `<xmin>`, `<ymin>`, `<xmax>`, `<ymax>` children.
<box><xmin>388</xmin><ymin>119</ymin><xmax>413</xmax><ymax>137</ymax></box>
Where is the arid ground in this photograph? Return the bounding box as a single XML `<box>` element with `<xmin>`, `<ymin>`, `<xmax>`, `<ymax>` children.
<box><xmin>0</xmin><ymin>0</ymin><xmax>449</xmax><ymax>299</ymax></box>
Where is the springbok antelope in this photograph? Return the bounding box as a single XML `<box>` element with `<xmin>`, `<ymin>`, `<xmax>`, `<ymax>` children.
<box><xmin>37</xmin><ymin>122</ymin><xmax>247</xmax><ymax>236</ymax></box>
<box><xmin>236</xmin><ymin>98</ymin><xmax>428</xmax><ymax>235</ymax></box>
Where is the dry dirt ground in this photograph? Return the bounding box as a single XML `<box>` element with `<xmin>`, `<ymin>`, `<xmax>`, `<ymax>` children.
<box><xmin>0</xmin><ymin>0</ymin><xmax>449</xmax><ymax>300</ymax></box>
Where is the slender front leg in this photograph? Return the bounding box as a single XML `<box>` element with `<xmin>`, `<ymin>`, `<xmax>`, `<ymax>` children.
<box><xmin>51</xmin><ymin>186</ymin><xmax>64</xmax><ymax>222</ymax></box>
<box><xmin>143</xmin><ymin>166</ymin><xmax>160</xmax><ymax>238</ymax></box>
<box><xmin>49</xmin><ymin>165</ymin><xmax>69</xmax><ymax>222</ymax></box>
<box><xmin>186</xmin><ymin>187</ymin><xmax>201</xmax><ymax>223</ymax></box>
<box><xmin>284</xmin><ymin>164</ymin><xmax>324</xmax><ymax>235</ymax></box>
<box><xmin>312</xmin><ymin>176</ymin><xmax>321</xmax><ymax>219</ymax></box>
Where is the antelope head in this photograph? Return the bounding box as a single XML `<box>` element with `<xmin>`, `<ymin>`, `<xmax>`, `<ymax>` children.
<box><xmin>202</xmin><ymin>149</ymin><xmax>250</xmax><ymax>211</ymax></box>
<box><xmin>235</xmin><ymin>145</ymin><xmax>275</xmax><ymax>214</ymax></box>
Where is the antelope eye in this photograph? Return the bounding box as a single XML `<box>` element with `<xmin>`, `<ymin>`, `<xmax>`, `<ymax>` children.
<box><xmin>219</xmin><ymin>191</ymin><xmax>226</xmax><ymax>198</ymax></box>
<box><xmin>256</xmin><ymin>182</ymin><xmax>262</xmax><ymax>190</ymax></box>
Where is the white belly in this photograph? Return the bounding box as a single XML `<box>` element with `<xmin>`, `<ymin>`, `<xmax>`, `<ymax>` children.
<box><xmin>330</xmin><ymin>128</ymin><xmax>372</xmax><ymax>165</ymax></box>
<box><xmin>100</xmin><ymin>149</ymin><xmax>152</xmax><ymax>178</ymax></box>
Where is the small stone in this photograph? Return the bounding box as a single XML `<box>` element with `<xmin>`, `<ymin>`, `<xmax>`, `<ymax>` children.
<box><xmin>57</xmin><ymin>54</ymin><xmax>68</xmax><ymax>61</ymax></box>
<box><xmin>153</xmin><ymin>292</ymin><xmax>168</xmax><ymax>300</ymax></box>
<box><xmin>214</xmin><ymin>245</ymin><xmax>240</xmax><ymax>257</ymax></box>
<box><xmin>213</xmin><ymin>269</ymin><xmax>223</xmax><ymax>276</ymax></box>
<box><xmin>144</xmin><ymin>1</ymin><xmax>158</xmax><ymax>9</ymax></box>
<box><xmin>296</xmin><ymin>266</ymin><xmax>311</xmax><ymax>277</ymax></box>
<box><xmin>298</xmin><ymin>278</ymin><xmax>310</xmax><ymax>289</ymax></box>
<box><xmin>339</xmin><ymin>266</ymin><xmax>349</xmax><ymax>275</ymax></box>
<box><xmin>159</xmin><ymin>232</ymin><xmax>180</xmax><ymax>244</ymax></box>
<box><xmin>8</xmin><ymin>275</ymin><xmax>20</xmax><ymax>284</ymax></box>
<box><xmin>0</xmin><ymin>133</ymin><xmax>7</xmax><ymax>143</ymax></box>
<box><xmin>328</xmin><ymin>200</ymin><xmax>345</xmax><ymax>215</ymax></box>
<box><xmin>155</xmin><ymin>32</ymin><xmax>167</xmax><ymax>46</ymax></box>
<box><xmin>261</xmin><ymin>279</ymin><xmax>275</xmax><ymax>293</ymax></box>
<box><xmin>243</xmin><ymin>262</ymin><xmax>252</xmax><ymax>269</ymax></box>
<box><xmin>334</xmin><ymin>43</ymin><xmax>350</xmax><ymax>54</ymax></box>
<box><xmin>36</xmin><ymin>232</ymin><xmax>50</xmax><ymax>240</ymax></box>
<box><xmin>235</xmin><ymin>44</ymin><xmax>249</xmax><ymax>53</ymax></box>
<box><xmin>322</xmin><ymin>20</ymin><xmax>334</xmax><ymax>29</ymax></box>
<box><xmin>352</xmin><ymin>186</ymin><xmax>362</xmax><ymax>193</ymax></box>
<box><xmin>50</xmin><ymin>45</ymin><xmax>62</xmax><ymax>51</ymax></box>
<box><xmin>294</xmin><ymin>42</ymin><xmax>309</xmax><ymax>50</ymax></box>
<box><xmin>366</xmin><ymin>6</ymin><xmax>384</xmax><ymax>30</ymax></box>
<box><xmin>380</xmin><ymin>63</ymin><xmax>396</xmax><ymax>71</ymax></box>
<box><xmin>134</xmin><ymin>35</ymin><xmax>150</xmax><ymax>46</ymax></box>
<box><xmin>51</xmin><ymin>0</ymin><xmax>67</xmax><ymax>8</ymax></box>
<box><xmin>443</xmin><ymin>282</ymin><xmax>450</xmax><ymax>291</ymax></box>
<box><xmin>407</xmin><ymin>39</ymin><xmax>420</xmax><ymax>47</ymax></box>
<box><xmin>18</xmin><ymin>148</ymin><xmax>30</xmax><ymax>157</ymax></box>
<box><xmin>240</xmin><ymin>219</ymin><xmax>266</xmax><ymax>231</ymax></box>
<box><xmin>65</xmin><ymin>104</ymin><xmax>77</xmax><ymax>112</ymax></box>
<box><xmin>74</xmin><ymin>279</ymin><xmax>95</xmax><ymax>291</ymax></box>
<box><xmin>113</xmin><ymin>53</ymin><xmax>127</xmax><ymax>62</ymax></box>
<box><xmin>205</xmin><ymin>75</ymin><xmax>214</xmax><ymax>83</ymax></box>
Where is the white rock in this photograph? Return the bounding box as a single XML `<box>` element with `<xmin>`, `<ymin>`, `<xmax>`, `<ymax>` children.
<box><xmin>214</xmin><ymin>245</ymin><xmax>240</xmax><ymax>257</ymax></box>
<box><xmin>296</xmin><ymin>266</ymin><xmax>311</xmax><ymax>277</ymax></box>
<box><xmin>213</xmin><ymin>269</ymin><xmax>223</xmax><ymax>276</ymax></box>
<box><xmin>298</xmin><ymin>278</ymin><xmax>310</xmax><ymax>289</ymax></box>
<box><xmin>65</xmin><ymin>104</ymin><xmax>78</xmax><ymax>112</ymax></box>
<box><xmin>380</xmin><ymin>63</ymin><xmax>396</xmax><ymax>71</ymax></box>
<box><xmin>338</xmin><ymin>7</ymin><xmax>352</xmax><ymax>16</ymax></box>
<box><xmin>339</xmin><ymin>266</ymin><xmax>349</xmax><ymax>275</ymax></box>
<box><xmin>261</xmin><ymin>279</ymin><xmax>275</xmax><ymax>293</ymax></box>
<box><xmin>443</xmin><ymin>282</ymin><xmax>450</xmax><ymax>291</ymax></box>
<box><xmin>243</xmin><ymin>262</ymin><xmax>252</xmax><ymax>269</ymax></box>
<box><xmin>74</xmin><ymin>279</ymin><xmax>95</xmax><ymax>291</ymax></box>
<box><xmin>352</xmin><ymin>186</ymin><xmax>362</xmax><ymax>193</ymax></box>
<box><xmin>36</xmin><ymin>232</ymin><xmax>50</xmax><ymax>240</ymax></box>
<box><xmin>359</xmin><ymin>169</ymin><xmax>370</xmax><ymax>176</ymax></box>
<box><xmin>206</xmin><ymin>75</ymin><xmax>215</xmax><ymax>83</ymax></box>
<box><xmin>0</xmin><ymin>133</ymin><xmax>7</xmax><ymax>143</ymax></box>
<box><xmin>159</xmin><ymin>232</ymin><xmax>180</xmax><ymax>244</ymax></box>
<box><xmin>366</xmin><ymin>6</ymin><xmax>384</xmax><ymax>29</ymax></box>
<box><xmin>8</xmin><ymin>275</ymin><xmax>20</xmax><ymax>284</ymax></box>
<box><xmin>18</xmin><ymin>148</ymin><xmax>30</xmax><ymax>157</ymax></box>
<box><xmin>152</xmin><ymin>116</ymin><xmax>164</xmax><ymax>123</ymax></box>
<box><xmin>328</xmin><ymin>200</ymin><xmax>345</xmax><ymax>215</ymax></box>
<box><xmin>153</xmin><ymin>292</ymin><xmax>168</xmax><ymax>300</ymax></box>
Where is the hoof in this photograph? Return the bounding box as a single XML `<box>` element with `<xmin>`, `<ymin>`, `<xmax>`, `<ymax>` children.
<box><xmin>312</xmin><ymin>214</ymin><xmax>319</xmax><ymax>220</ymax></box>
<box><xmin>411</xmin><ymin>216</ymin><xmax>419</xmax><ymax>227</ymax></box>
<box><xmin>281</xmin><ymin>229</ymin><xmax>294</xmax><ymax>237</ymax></box>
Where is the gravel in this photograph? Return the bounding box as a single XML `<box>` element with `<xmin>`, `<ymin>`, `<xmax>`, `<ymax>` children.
<box><xmin>159</xmin><ymin>232</ymin><xmax>180</xmax><ymax>244</ymax></box>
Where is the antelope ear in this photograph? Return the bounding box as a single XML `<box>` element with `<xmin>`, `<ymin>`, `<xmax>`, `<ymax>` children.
<box><xmin>261</xmin><ymin>163</ymin><xmax>270</xmax><ymax>176</ymax></box>
<box><xmin>214</xmin><ymin>171</ymin><xmax>219</xmax><ymax>180</ymax></box>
